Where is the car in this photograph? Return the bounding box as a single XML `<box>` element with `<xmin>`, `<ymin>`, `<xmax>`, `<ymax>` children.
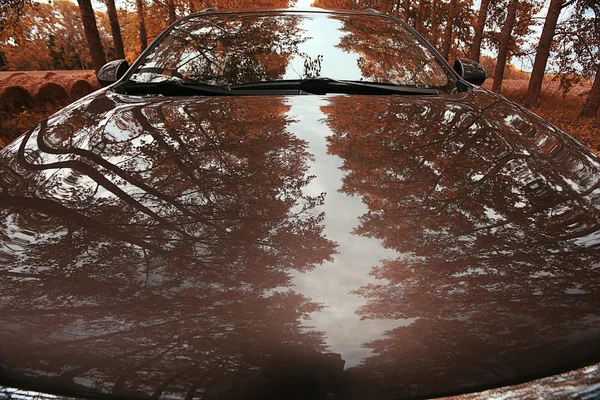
<box><xmin>1</xmin><ymin>7</ymin><xmax>600</xmax><ymax>400</ymax></box>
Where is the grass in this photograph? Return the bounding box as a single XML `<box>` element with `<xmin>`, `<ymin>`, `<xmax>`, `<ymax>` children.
<box><xmin>483</xmin><ymin>78</ymin><xmax>600</xmax><ymax>154</ymax></box>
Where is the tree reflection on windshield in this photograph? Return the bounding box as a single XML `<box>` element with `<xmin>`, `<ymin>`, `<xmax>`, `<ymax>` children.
<box><xmin>129</xmin><ymin>12</ymin><xmax>450</xmax><ymax>88</ymax></box>
<box><xmin>131</xmin><ymin>14</ymin><xmax>306</xmax><ymax>85</ymax></box>
<box><xmin>332</xmin><ymin>15</ymin><xmax>449</xmax><ymax>87</ymax></box>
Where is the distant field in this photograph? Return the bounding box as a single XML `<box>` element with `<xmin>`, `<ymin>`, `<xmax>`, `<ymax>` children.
<box><xmin>482</xmin><ymin>77</ymin><xmax>593</xmax><ymax>97</ymax></box>
<box><xmin>482</xmin><ymin>78</ymin><xmax>600</xmax><ymax>154</ymax></box>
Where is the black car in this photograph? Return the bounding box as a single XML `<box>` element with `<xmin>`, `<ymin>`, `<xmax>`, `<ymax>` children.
<box><xmin>1</xmin><ymin>8</ymin><xmax>600</xmax><ymax>400</ymax></box>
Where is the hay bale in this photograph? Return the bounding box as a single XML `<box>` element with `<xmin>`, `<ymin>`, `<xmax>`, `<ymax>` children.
<box><xmin>34</xmin><ymin>82</ymin><xmax>69</xmax><ymax>107</ymax></box>
<box><xmin>89</xmin><ymin>77</ymin><xmax>100</xmax><ymax>90</ymax></box>
<box><xmin>42</xmin><ymin>71</ymin><xmax>57</xmax><ymax>80</ymax></box>
<box><xmin>6</xmin><ymin>73</ymin><xmax>43</xmax><ymax>93</ymax></box>
<box><xmin>7</xmin><ymin>72</ymin><xmax>36</xmax><ymax>86</ymax></box>
<box><xmin>5</xmin><ymin>72</ymin><xmax>27</xmax><ymax>83</ymax></box>
<box><xmin>78</xmin><ymin>72</ymin><xmax>99</xmax><ymax>89</ymax></box>
<box><xmin>69</xmin><ymin>79</ymin><xmax>94</xmax><ymax>101</ymax></box>
<box><xmin>0</xmin><ymin>86</ymin><xmax>34</xmax><ymax>113</ymax></box>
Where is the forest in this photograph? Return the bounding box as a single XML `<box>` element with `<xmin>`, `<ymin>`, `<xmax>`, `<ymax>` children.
<box><xmin>0</xmin><ymin>0</ymin><xmax>599</xmax><ymax>148</ymax></box>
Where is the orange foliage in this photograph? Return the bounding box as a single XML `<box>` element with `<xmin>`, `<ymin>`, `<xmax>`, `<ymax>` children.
<box><xmin>482</xmin><ymin>79</ymin><xmax>600</xmax><ymax>154</ymax></box>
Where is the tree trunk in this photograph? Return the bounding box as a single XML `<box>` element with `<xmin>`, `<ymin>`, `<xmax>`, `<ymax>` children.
<box><xmin>470</xmin><ymin>0</ymin><xmax>491</xmax><ymax>62</ymax></box>
<box><xmin>415</xmin><ymin>0</ymin><xmax>427</xmax><ymax>34</ymax></box>
<box><xmin>76</xmin><ymin>0</ymin><xmax>106</xmax><ymax>72</ymax></box>
<box><xmin>104</xmin><ymin>0</ymin><xmax>125</xmax><ymax>59</ymax></box>
<box><xmin>136</xmin><ymin>0</ymin><xmax>148</xmax><ymax>52</ymax></box>
<box><xmin>431</xmin><ymin>0</ymin><xmax>438</xmax><ymax>45</ymax></box>
<box><xmin>492</xmin><ymin>0</ymin><xmax>518</xmax><ymax>93</ymax></box>
<box><xmin>524</xmin><ymin>0</ymin><xmax>564</xmax><ymax>107</ymax></box>
<box><xmin>441</xmin><ymin>0</ymin><xmax>458</xmax><ymax>61</ymax></box>
<box><xmin>167</xmin><ymin>0</ymin><xmax>177</xmax><ymax>24</ymax></box>
<box><xmin>403</xmin><ymin>0</ymin><xmax>410</xmax><ymax>22</ymax></box>
<box><xmin>580</xmin><ymin>65</ymin><xmax>600</xmax><ymax>118</ymax></box>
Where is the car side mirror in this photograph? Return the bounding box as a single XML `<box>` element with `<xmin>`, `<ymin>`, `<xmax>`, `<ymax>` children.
<box><xmin>97</xmin><ymin>59</ymin><xmax>130</xmax><ymax>87</ymax></box>
<box><xmin>453</xmin><ymin>58</ymin><xmax>487</xmax><ymax>86</ymax></box>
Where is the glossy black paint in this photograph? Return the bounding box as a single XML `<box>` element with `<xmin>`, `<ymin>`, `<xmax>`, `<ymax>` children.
<box><xmin>97</xmin><ymin>59</ymin><xmax>130</xmax><ymax>87</ymax></box>
<box><xmin>2</xmin><ymin>86</ymin><xmax>600</xmax><ymax>399</ymax></box>
<box><xmin>2</xmin><ymin>9</ymin><xmax>600</xmax><ymax>400</ymax></box>
<box><xmin>454</xmin><ymin>58</ymin><xmax>488</xmax><ymax>86</ymax></box>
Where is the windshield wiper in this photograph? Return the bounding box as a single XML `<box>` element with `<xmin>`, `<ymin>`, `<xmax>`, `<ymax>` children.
<box><xmin>228</xmin><ymin>78</ymin><xmax>440</xmax><ymax>95</ymax></box>
<box><xmin>117</xmin><ymin>80</ymin><xmax>233</xmax><ymax>96</ymax></box>
<box><xmin>116</xmin><ymin>78</ymin><xmax>440</xmax><ymax>96</ymax></box>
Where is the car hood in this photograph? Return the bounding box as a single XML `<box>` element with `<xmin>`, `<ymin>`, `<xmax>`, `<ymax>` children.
<box><xmin>1</xmin><ymin>88</ymin><xmax>600</xmax><ymax>400</ymax></box>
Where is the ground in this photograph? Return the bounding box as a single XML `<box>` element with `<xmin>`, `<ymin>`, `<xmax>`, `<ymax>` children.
<box><xmin>482</xmin><ymin>78</ymin><xmax>600</xmax><ymax>154</ymax></box>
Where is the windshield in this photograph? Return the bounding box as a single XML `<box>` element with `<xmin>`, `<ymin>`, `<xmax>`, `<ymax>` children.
<box><xmin>129</xmin><ymin>12</ymin><xmax>450</xmax><ymax>89</ymax></box>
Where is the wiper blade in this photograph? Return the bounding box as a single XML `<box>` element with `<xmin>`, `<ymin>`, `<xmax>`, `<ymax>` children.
<box><xmin>341</xmin><ymin>80</ymin><xmax>441</xmax><ymax>94</ymax></box>
<box><xmin>116</xmin><ymin>78</ymin><xmax>440</xmax><ymax>96</ymax></box>
<box><xmin>117</xmin><ymin>80</ymin><xmax>232</xmax><ymax>96</ymax></box>
<box><xmin>228</xmin><ymin>78</ymin><xmax>440</xmax><ymax>95</ymax></box>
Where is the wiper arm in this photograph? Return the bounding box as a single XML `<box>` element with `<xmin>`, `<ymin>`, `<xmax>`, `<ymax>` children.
<box><xmin>339</xmin><ymin>79</ymin><xmax>440</xmax><ymax>95</ymax></box>
<box><xmin>116</xmin><ymin>80</ymin><xmax>232</xmax><ymax>96</ymax></box>
<box><xmin>116</xmin><ymin>78</ymin><xmax>440</xmax><ymax>96</ymax></box>
<box><xmin>228</xmin><ymin>78</ymin><xmax>440</xmax><ymax>95</ymax></box>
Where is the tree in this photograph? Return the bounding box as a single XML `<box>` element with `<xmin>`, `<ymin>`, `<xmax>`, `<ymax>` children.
<box><xmin>153</xmin><ymin>0</ymin><xmax>177</xmax><ymax>25</ymax></box>
<box><xmin>311</xmin><ymin>0</ymin><xmax>475</xmax><ymax>60</ymax></box>
<box><xmin>524</xmin><ymin>0</ymin><xmax>566</xmax><ymax>107</ymax></box>
<box><xmin>0</xmin><ymin>2</ymin><xmax>53</xmax><ymax>70</ymax></box>
<box><xmin>76</xmin><ymin>0</ymin><xmax>106</xmax><ymax>71</ymax></box>
<box><xmin>133</xmin><ymin>13</ymin><xmax>304</xmax><ymax>84</ymax></box>
<box><xmin>441</xmin><ymin>0</ymin><xmax>459</xmax><ymax>60</ymax></box>
<box><xmin>167</xmin><ymin>0</ymin><xmax>177</xmax><ymax>24</ymax></box>
<box><xmin>415</xmin><ymin>0</ymin><xmax>427</xmax><ymax>34</ymax></box>
<box><xmin>470</xmin><ymin>0</ymin><xmax>492</xmax><ymax>62</ymax></box>
<box><xmin>135</xmin><ymin>0</ymin><xmax>148</xmax><ymax>52</ymax></box>
<box><xmin>403</xmin><ymin>0</ymin><xmax>410</xmax><ymax>20</ymax></box>
<box><xmin>573</xmin><ymin>0</ymin><xmax>600</xmax><ymax>117</ymax></box>
<box><xmin>0</xmin><ymin>0</ymin><xmax>114</xmax><ymax>70</ymax></box>
<box><xmin>187</xmin><ymin>0</ymin><xmax>196</xmax><ymax>13</ymax></box>
<box><xmin>482</xmin><ymin>0</ymin><xmax>539</xmax><ymax>78</ymax></box>
<box><xmin>430</xmin><ymin>0</ymin><xmax>438</xmax><ymax>44</ymax></box>
<box><xmin>0</xmin><ymin>0</ymin><xmax>32</xmax><ymax>34</ymax></box>
<box><xmin>104</xmin><ymin>0</ymin><xmax>125</xmax><ymax>59</ymax></box>
<box><xmin>492</xmin><ymin>0</ymin><xmax>518</xmax><ymax>92</ymax></box>
<box><xmin>580</xmin><ymin>64</ymin><xmax>600</xmax><ymax>117</ymax></box>
<box><xmin>332</xmin><ymin>14</ymin><xmax>449</xmax><ymax>86</ymax></box>
<box><xmin>549</xmin><ymin>0</ymin><xmax>600</xmax><ymax>117</ymax></box>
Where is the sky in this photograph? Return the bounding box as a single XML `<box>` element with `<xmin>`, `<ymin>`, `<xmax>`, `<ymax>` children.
<box><xmin>284</xmin><ymin>94</ymin><xmax>416</xmax><ymax>368</ymax></box>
